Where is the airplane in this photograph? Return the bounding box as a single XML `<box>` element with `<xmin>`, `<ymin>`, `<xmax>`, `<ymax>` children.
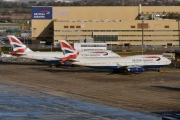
<box><xmin>7</xmin><ymin>35</ymin><xmax>120</xmax><ymax>67</ymax></box>
<box><xmin>7</xmin><ymin>35</ymin><xmax>66</xmax><ymax>67</ymax></box>
<box><xmin>59</xmin><ymin>40</ymin><xmax>172</xmax><ymax>74</ymax></box>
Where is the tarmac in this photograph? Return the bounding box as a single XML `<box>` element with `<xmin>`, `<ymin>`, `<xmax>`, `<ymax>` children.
<box><xmin>0</xmin><ymin>83</ymin><xmax>160</xmax><ymax>120</ymax></box>
<box><xmin>0</xmin><ymin>61</ymin><xmax>180</xmax><ymax>119</ymax></box>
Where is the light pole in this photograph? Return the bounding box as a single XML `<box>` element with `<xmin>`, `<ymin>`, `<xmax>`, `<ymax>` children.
<box><xmin>51</xmin><ymin>43</ymin><xmax>53</xmax><ymax>52</ymax></box>
<box><xmin>51</xmin><ymin>35</ymin><xmax>54</xmax><ymax>52</ymax></box>
<box><xmin>178</xmin><ymin>15</ymin><xmax>180</xmax><ymax>50</ymax></box>
<box><xmin>142</xmin><ymin>19</ymin><xmax>144</xmax><ymax>55</ymax></box>
<box><xmin>27</xmin><ymin>37</ymin><xmax>28</xmax><ymax>47</ymax></box>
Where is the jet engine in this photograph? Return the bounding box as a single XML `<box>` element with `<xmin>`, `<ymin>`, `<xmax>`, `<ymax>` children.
<box><xmin>128</xmin><ymin>68</ymin><xmax>145</xmax><ymax>72</ymax></box>
<box><xmin>63</xmin><ymin>62</ymin><xmax>72</xmax><ymax>67</ymax></box>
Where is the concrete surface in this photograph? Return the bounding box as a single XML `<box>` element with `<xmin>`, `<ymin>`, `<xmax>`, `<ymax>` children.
<box><xmin>0</xmin><ymin>83</ymin><xmax>160</xmax><ymax>120</ymax></box>
<box><xmin>0</xmin><ymin>61</ymin><xmax>179</xmax><ymax>119</ymax></box>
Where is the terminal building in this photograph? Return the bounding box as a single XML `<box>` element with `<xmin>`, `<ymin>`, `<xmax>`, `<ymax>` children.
<box><xmin>31</xmin><ymin>5</ymin><xmax>180</xmax><ymax>48</ymax></box>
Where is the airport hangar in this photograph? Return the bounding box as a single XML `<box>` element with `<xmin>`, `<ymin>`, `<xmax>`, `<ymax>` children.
<box><xmin>31</xmin><ymin>5</ymin><xmax>180</xmax><ymax>48</ymax></box>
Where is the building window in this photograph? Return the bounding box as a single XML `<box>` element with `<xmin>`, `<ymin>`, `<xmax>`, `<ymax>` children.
<box><xmin>70</xmin><ymin>26</ymin><xmax>74</xmax><ymax>28</ymax></box>
<box><xmin>165</xmin><ymin>25</ymin><xmax>169</xmax><ymax>28</ymax></box>
<box><xmin>131</xmin><ymin>26</ymin><xmax>135</xmax><ymax>28</ymax></box>
<box><xmin>64</xmin><ymin>26</ymin><xmax>68</xmax><ymax>28</ymax></box>
<box><xmin>93</xmin><ymin>35</ymin><xmax>118</xmax><ymax>41</ymax></box>
<box><xmin>76</xmin><ymin>26</ymin><xmax>81</xmax><ymax>28</ymax></box>
<box><xmin>137</xmin><ymin>23</ymin><xmax>148</xmax><ymax>29</ymax></box>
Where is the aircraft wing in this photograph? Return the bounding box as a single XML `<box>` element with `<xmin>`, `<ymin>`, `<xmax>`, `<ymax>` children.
<box><xmin>116</xmin><ymin>63</ymin><xmax>143</xmax><ymax>68</ymax></box>
<box><xmin>116</xmin><ymin>63</ymin><xmax>123</xmax><ymax>68</ymax></box>
<box><xmin>36</xmin><ymin>57</ymin><xmax>62</xmax><ymax>61</ymax></box>
<box><xmin>15</xmin><ymin>53</ymin><xmax>27</xmax><ymax>55</ymax></box>
<box><xmin>63</xmin><ymin>59</ymin><xmax>79</xmax><ymax>62</ymax></box>
<box><xmin>53</xmin><ymin>57</ymin><xmax>62</xmax><ymax>60</ymax></box>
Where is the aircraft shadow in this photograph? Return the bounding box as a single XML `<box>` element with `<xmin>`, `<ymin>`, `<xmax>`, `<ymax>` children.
<box><xmin>151</xmin><ymin>86</ymin><xmax>180</xmax><ymax>92</ymax></box>
<box><xmin>32</xmin><ymin>67</ymin><xmax>112</xmax><ymax>73</ymax></box>
<box><xmin>31</xmin><ymin>66</ymin><xmax>146</xmax><ymax>75</ymax></box>
<box><xmin>0</xmin><ymin>61</ymin><xmax>48</xmax><ymax>66</ymax></box>
<box><xmin>152</xmin><ymin>111</ymin><xmax>180</xmax><ymax>119</ymax></box>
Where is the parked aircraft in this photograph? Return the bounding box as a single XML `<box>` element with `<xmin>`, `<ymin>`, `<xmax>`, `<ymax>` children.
<box><xmin>59</xmin><ymin>40</ymin><xmax>171</xmax><ymax>74</ymax></box>
<box><xmin>7</xmin><ymin>35</ymin><xmax>65</xmax><ymax>67</ymax></box>
<box><xmin>7</xmin><ymin>35</ymin><xmax>120</xmax><ymax>67</ymax></box>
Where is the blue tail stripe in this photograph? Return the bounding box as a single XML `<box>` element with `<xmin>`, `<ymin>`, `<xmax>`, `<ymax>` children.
<box><xmin>64</xmin><ymin>50</ymin><xmax>74</xmax><ymax>54</ymax></box>
<box><xmin>13</xmin><ymin>44</ymin><xmax>22</xmax><ymax>48</ymax></box>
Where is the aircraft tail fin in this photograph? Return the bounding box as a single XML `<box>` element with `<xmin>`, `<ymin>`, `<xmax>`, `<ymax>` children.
<box><xmin>59</xmin><ymin>40</ymin><xmax>79</xmax><ymax>62</ymax></box>
<box><xmin>7</xmin><ymin>35</ymin><xmax>32</xmax><ymax>55</ymax></box>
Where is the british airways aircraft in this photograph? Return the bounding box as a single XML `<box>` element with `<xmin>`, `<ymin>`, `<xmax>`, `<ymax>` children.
<box><xmin>60</xmin><ymin>40</ymin><xmax>171</xmax><ymax>74</ymax></box>
<box><xmin>7</xmin><ymin>35</ymin><xmax>65</xmax><ymax>67</ymax></box>
<box><xmin>7</xmin><ymin>35</ymin><xmax>120</xmax><ymax>67</ymax></box>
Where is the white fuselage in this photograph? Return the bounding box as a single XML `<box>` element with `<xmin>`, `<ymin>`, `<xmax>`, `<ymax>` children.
<box><xmin>16</xmin><ymin>50</ymin><xmax>120</xmax><ymax>61</ymax></box>
<box><xmin>78</xmin><ymin>50</ymin><xmax>120</xmax><ymax>58</ymax></box>
<box><xmin>71</xmin><ymin>55</ymin><xmax>171</xmax><ymax>69</ymax></box>
<box><xmin>17</xmin><ymin>52</ymin><xmax>64</xmax><ymax>61</ymax></box>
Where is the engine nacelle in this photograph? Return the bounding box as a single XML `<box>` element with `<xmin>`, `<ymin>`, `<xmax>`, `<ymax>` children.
<box><xmin>63</xmin><ymin>62</ymin><xmax>72</xmax><ymax>67</ymax></box>
<box><xmin>128</xmin><ymin>68</ymin><xmax>145</xmax><ymax>72</ymax></box>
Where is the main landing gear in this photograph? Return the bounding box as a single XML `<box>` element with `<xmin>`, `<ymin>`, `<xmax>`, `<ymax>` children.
<box><xmin>122</xmin><ymin>69</ymin><xmax>131</xmax><ymax>75</ymax></box>
<box><xmin>157</xmin><ymin>67</ymin><xmax>162</xmax><ymax>72</ymax></box>
<box><xmin>112</xmin><ymin>68</ymin><xmax>131</xmax><ymax>75</ymax></box>
<box><xmin>49</xmin><ymin>63</ymin><xmax>62</xmax><ymax>68</ymax></box>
